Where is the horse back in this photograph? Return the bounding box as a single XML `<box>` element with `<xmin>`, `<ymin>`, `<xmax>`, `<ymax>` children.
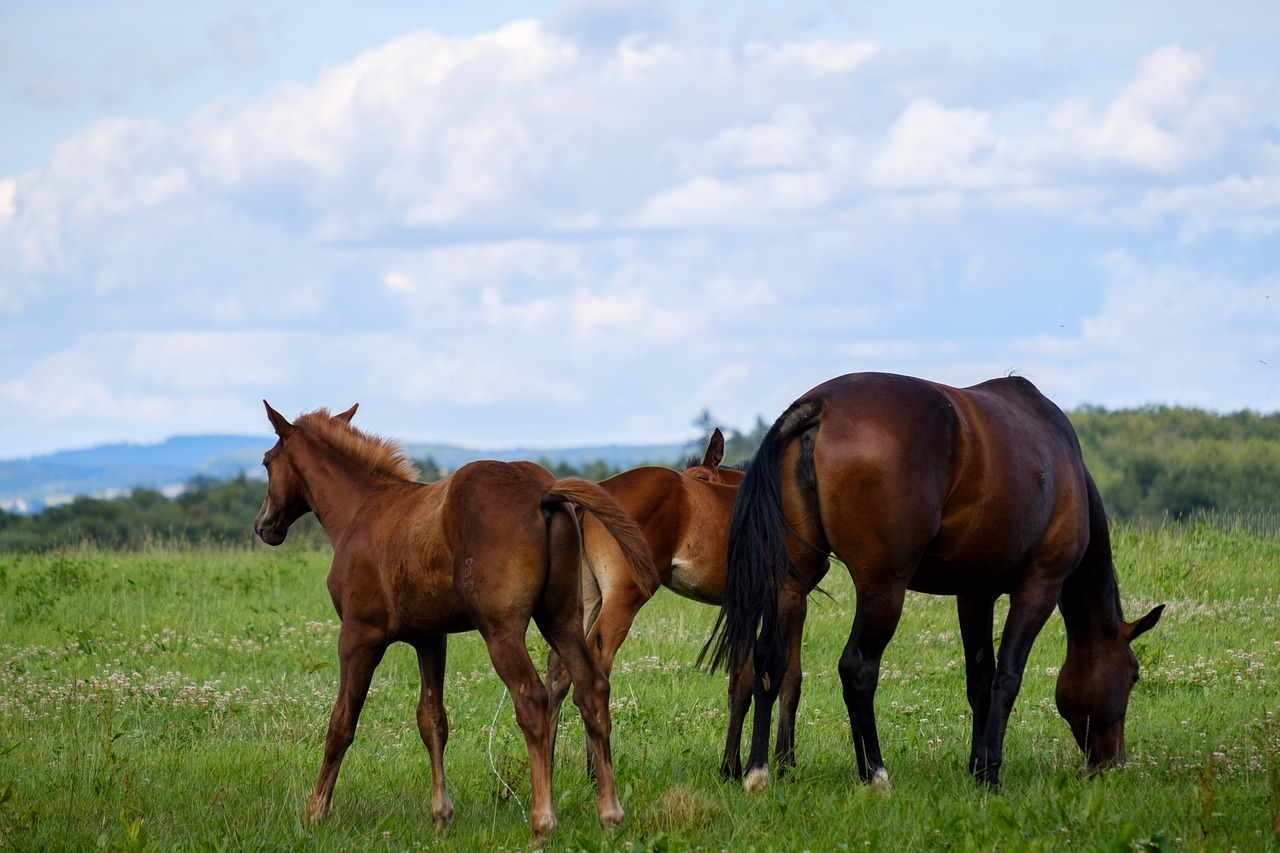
<box><xmin>800</xmin><ymin>373</ymin><xmax>1091</xmax><ymax>590</ymax></box>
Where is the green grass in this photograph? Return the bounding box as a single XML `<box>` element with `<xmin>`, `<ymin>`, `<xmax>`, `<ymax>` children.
<box><xmin>0</xmin><ymin>524</ymin><xmax>1277</xmax><ymax>851</ymax></box>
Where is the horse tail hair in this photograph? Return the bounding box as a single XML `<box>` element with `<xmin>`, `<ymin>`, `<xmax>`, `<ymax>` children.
<box><xmin>545</xmin><ymin>477</ymin><xmax>660</xmax><ymax>597</ymax></box>
<box><xmin>699</xmin><ymin>397</ymin><xmax>824</xmax><ymax>673</ymax></box>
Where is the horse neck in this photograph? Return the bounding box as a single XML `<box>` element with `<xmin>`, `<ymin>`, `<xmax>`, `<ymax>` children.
<box><xmin>288</xmin><ymin>430</ymin><xmax>376</xmax><ymax>543</ymax></box>
<box><xmin>1057</xmin><ymin>502</ymin><xmax>1125</xmax><ymax>647</ymax></box>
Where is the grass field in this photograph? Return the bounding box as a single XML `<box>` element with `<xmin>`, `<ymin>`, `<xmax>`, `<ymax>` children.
<box><xmin>0</xmin><ymin>522</ymin><xmax>1277</xmax><ymax>851</ymax></box>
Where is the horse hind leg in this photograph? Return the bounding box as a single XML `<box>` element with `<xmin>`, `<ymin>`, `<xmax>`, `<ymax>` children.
<box><xmin>721</xmin><ymin>646</ymin><xmax>752</xmax><ymax>779</ymax></box>
<box><xmin>742</xmin><ymin>574</ymin><xmax>810</xmax><ymax>793</ymax></box>
<box><xmin>837</xmin><ymin>586</ymin><xmax>906</xmax><ymax>797</ymax></box>
<box><xmin>414</xmin><ymin>635</ymin><xmax>454</xmax><ymax>832</ymax></box>
<box><xmin>773</xmin><ymin>585</ymin><xmax>810</xmax><ymax>777</ymax></box>
<box><xmin>307</xmin><ymin>625</ymin><xmax>387</xmax><ymax>822</ymax></box>
<box><xmin>481</xmin><ymin>628</ymin><xmax>558</xmax><ymax>844</ymax></box>
<box><xmin>536</xmin><ymin>514</ymin><xmax>624</xmax><ymax>830</ymax></box>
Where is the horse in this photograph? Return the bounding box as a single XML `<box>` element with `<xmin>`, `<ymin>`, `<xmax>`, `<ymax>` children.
<box><xmin>703</xmin><ymin>373</ymin><xmax>1164</xmax><ymax>794</ymax></box>
<box><xmin>545</xmin><ymin>429</ymin><xmax>803</xmax><ymax>780</ymax></box>
<box><xmin>252</xmin><ymin>402</ymin><xmax>658</xmax><ymax>843</ymax></box>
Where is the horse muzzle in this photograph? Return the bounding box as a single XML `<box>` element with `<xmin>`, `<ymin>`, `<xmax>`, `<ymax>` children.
<box><xmin>254</xmin><ymin>516</ymin><xmax>288</xmax><ymax>546</ymax></box>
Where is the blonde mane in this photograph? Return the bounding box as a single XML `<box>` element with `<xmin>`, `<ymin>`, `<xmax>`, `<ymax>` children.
<box><xmin>295</xmin><ymin>409</ymin><xmax>420</xmax><ymax>483</ymax></box>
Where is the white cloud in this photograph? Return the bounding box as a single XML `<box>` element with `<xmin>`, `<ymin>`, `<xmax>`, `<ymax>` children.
<box><xmin>3</xmin><ymin>14</ymin><xmax>1278</xmax><ymax>458</ymax></box>
<box><xmin>743</xmin><ymin>39</ymin><xmax>882</xmax><ymax>76</ymax></box>
<box><xmin>868</xmin><ymin>99</ymin><xmax>1020</xmax><ymax>191</ymax></box>
<box><xmin>1028</xmin><ymin>44</ymin><xmax>1237</xmax><ymax>175</ymax></box>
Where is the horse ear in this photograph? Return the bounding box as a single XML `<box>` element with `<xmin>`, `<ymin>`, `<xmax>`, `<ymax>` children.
<box><xmin>263</xmin><ymin>400</ymin><xmax>293</xmax><ymax>438</ymax></box>
<box><xmin>701</xmin><ymin>427</ymin><xmax>725</xmax><ymax>468</ymax></box>
<box><xmin>1126</xmin><ymin>603</ymin><xmax>1165</xmax><ymax>643</ymax></box>
<box><xmin>336</xmin><ymin>403</ymin><xmax>358</xmax><ymax>424</ymax></box>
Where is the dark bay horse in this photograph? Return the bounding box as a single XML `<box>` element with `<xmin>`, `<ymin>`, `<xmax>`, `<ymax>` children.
<box><xmin>252</xmin><ymin>403</ymin><xmax>657</xmax><ymax>843</ymax></box>
<box><xmin>703</xmin><ymin>373</ymin><xmax>1163</xmax><ymax>794</ymax></box>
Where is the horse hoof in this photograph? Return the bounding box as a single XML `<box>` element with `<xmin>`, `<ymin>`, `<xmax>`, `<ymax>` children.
<box><xmin>598</xmin><ymin>803</ymin><xmax>624</xmax><ymax>833</ymax></box>
<box><xmin>744</xmin><ymin>767</ymin><xmax>770</xmax><ymax>793</ymax></box>
<box><xmin>869</xmin><ymin>768</ymin><xmax>891</xmax><ymax>797</ymax></box>
<box><xmin>304</xmin><ymin>797</ymin><xmax>329</xmax><ymax>824</ymax></box>
<box><xmin>530</xmin><ymin>817</ymin><xmax>557</xmax><ymax>848</ymax></box>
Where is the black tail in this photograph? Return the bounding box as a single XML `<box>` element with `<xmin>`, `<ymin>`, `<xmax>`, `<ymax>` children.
<box><xmin>700</xmin><ymin>398</ymin><xmax>822</xmax><ymax>673</ymax></box>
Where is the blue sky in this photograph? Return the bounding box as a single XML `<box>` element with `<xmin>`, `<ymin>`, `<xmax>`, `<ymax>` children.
<box><xmin>2</xmin><ymin>0</ymin><xmax>1278</xmax><ymax>459</ymax></box>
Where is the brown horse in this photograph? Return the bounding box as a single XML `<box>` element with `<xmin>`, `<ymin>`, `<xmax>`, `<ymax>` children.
<box><xmin>703</xmin><ymin>373</ymin><xmax>1163</xmax><ymax>794</ymax></box>
<box><xmin>546</xmin><ymin>430</ymin><xmax>803</xmax><ymax>779</ymax></box>
<box><xmin>252</xmin><ymin>402</ymin><xmax>657</xmax><ymax>843</ymax></box>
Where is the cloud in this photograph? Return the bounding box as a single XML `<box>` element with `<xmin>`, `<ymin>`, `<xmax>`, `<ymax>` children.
<box><xmin>3</xmin><ymin>19</ymin><xmax>1279</xmax><ymax>457</ymax></box>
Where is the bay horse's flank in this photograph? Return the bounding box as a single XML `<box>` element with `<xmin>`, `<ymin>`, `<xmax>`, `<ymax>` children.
<box><xmin>703</xmin><ymin>373</ymin><xmax>1163</xmax><ymax>794</ymax></box>
<box><xmin>252</xmin><ymin>403</ymin><xmax>655</xmax><ymax>844</ymax></box>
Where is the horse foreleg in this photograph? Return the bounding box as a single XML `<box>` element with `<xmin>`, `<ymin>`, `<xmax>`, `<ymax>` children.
<box><xmin>837</xmin><ymin>588</ymin><xmax>904</xmax><ymax>796</ymax></box>
<box><xmin>971</xmin><ymin>585</ymin><xmax>1059</xmax><ymax>791</ymax></box>
<box><xmin>414</xmin><ymin>634</ymin><xmax>454</xmax><ymax>832</ymax></box>
<box><xmin>482</xmin><ymin>630</ymin><xmax>558</xmax><ymax>845</ymax></box>
<box><xmin>307</xmin><ymin>625</ymin><xmax>386</xmax><ymax>822</ymax></box>
<box><xmin>957</xmin><ymin>594</ymin><xmax>997</xmax><ymax>781</ymax></box>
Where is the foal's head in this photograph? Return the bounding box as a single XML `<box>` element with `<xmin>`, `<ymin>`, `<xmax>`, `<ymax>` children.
<box><xmin>1055</xmin><ymin>604</ymin><xmax>1164</xmax><ymax>769</ymax></box>
<box><xmin>680</xmin><ymin>428</ymin><xmax>746</xmax><ymax>486</ymax></box>
<box><xmin>253</xmin><ymin>401</ymin><xmax>359</xmax><ymax>545</ymax></box>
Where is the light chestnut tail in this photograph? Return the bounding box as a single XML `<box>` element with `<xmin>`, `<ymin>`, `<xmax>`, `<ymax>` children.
<box><xmin>547</xmin><ymin>477</ymin><xmax>660</xmax><ymax>597</ymax></box>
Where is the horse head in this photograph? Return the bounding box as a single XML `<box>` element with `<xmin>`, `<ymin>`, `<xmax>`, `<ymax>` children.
<box><xmin>1054</xmin><ymin>604</ymin><xmax>1164</xmax><ymax>769</ymax></box>
<box><xmin>253</xmin><ymin>401</ymin><xmax>358</xmax><ymax>545</ymax></box>
<box><xmin>681</xmin><ymin>428</ymin><xmax>746</xmax><ymax>486</ymax></box>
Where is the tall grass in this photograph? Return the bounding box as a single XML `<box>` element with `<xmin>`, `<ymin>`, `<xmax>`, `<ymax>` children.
<box><xmin>0</xmin><ymin>525</ymin><xmax>1276</xmax><ymax>851</ymax></box>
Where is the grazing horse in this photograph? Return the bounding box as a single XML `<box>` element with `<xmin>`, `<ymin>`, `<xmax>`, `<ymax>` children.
<box><xmin>546</xmin><ymin>430</ymin><xmax>803</xmax><ymax>779</ymax></box>
<box><xmin>703</xmin><ymin>373</ymin><xmax>1163</xmax><ymax>794</ymax></box>
<box><xmin>252</xmin><ymin>402</ymin><xmax>657</xmax><ymax>843</ymax></box>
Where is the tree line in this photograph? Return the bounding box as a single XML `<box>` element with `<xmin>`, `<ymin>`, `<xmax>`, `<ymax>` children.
<box><xmin>1</xmin><ymin>405</ymin><xmax>1277</xmax><ymax>552</ymax></box>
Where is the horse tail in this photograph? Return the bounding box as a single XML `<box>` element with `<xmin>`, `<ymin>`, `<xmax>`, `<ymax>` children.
<box><xmin>700</xmin><ymin>397</ymin><xmax>824</xmax><ymax>673</ymax></box>
<box><xmin>545</xmin><ymin>477</ymin><xmax>660</xmax><ymax>597</ymax></box>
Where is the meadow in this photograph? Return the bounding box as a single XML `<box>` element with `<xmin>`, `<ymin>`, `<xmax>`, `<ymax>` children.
<box><xmin>0</xmin><ymin>522</ymin><xmax>1277</xmax><ymax>851</ymax></box>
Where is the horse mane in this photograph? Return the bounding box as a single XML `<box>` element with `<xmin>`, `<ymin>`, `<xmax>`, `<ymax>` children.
<box><xmin>295</xmin><ymin>409</ymin><xmax>420</xmax><ymax>483</ymax></box>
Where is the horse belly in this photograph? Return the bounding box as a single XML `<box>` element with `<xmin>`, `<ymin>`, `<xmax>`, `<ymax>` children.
<box><xmin>666</xmin><ymin>557</ymin><xmax>725</xmax><ymax>605</ymax></box>
<box><xmin>908</xmin><ymin>554</ymin><xmax>1020</xmax><ymax>597</ymax></box>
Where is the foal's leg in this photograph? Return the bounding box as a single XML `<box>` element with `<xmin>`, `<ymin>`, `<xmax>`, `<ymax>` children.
<box><xmin>837</xmin><ymin>584</ymin><xmax>906</xmax><ymax>796</ymax></box>
<box><xmin>957</xmin><ymin>594</ymin><xmax>997</xmax><ymax>780</ymax></box>
<box><xmin>542</xmin><ymin>624</ymin><xmax>624</xmax><ymax>832</ymax></box>
<box><xmin>307</xmin><ymin>623</ymin><xmax>387</xmax><ymax>822</ymax></box>
<box><xmin>413</xmin><ymin>634</ymin><xmax>453</xmax><ymax>832</ymax></box>
<box><xmin>970</xmin><ymin>582</ymin><xmax>1059</xmax><ymax>791</ymax></box>
<box><xmin>547</xmin><ymin>561</ymin><xmax>599</xmax><ymax>764</ymax></box>
<box><xmin>481</xmin><ymin>628</ymin><xmax>559</xmax><ymax>844</ymax></box>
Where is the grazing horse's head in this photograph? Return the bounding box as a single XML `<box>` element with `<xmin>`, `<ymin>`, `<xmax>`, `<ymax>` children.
<box><xmin>1055</xmin><ymin>604</ymin><xmax>1164</xmax><ymax>769</ymax></box>
<box><xmin>253</xmin><ymin>401</ymin><xmax>358</xmax><ymax>546</ymax></box>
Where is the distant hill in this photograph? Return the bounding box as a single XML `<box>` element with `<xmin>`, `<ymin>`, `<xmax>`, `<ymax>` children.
<box><xmin>0</xmin><ymin>436</ymin><xmax>690</xmax><ymax>514</ymax></box>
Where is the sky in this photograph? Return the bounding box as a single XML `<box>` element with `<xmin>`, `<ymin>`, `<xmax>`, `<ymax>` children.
<box><xmin>2</xmin><ymin>0</ymin><xmax>1279</xmax><ymax>460</ymax></box>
